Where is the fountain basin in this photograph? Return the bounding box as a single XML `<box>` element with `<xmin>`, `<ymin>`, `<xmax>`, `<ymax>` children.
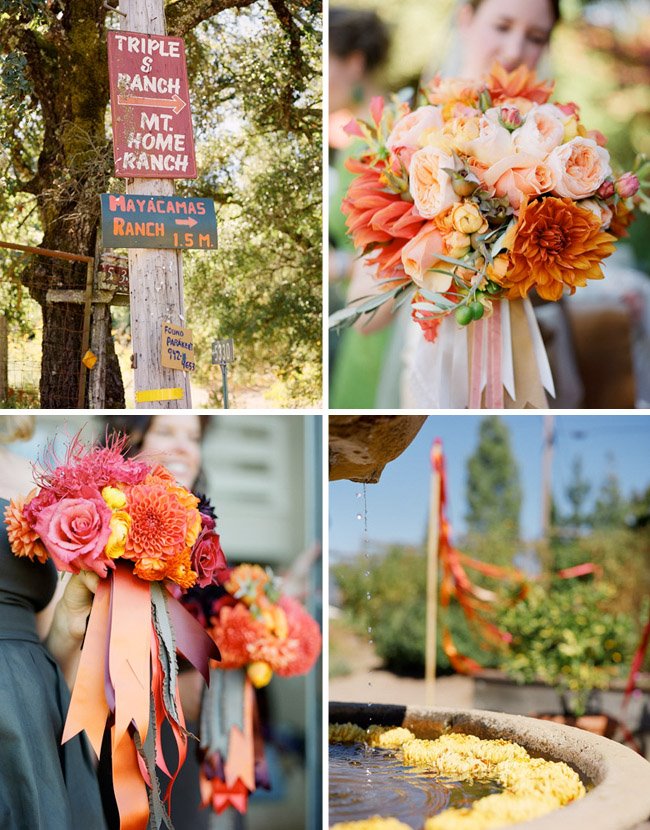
<box><xmin>330</xmin><ymin>702</ymin><xmax>650</xmax><ymax>829</ymax></box>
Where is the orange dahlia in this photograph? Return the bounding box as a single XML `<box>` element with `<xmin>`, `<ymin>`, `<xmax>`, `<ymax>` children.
<box><xmin>5</xmin><ymin>496</ymin><xmax>47</xmax><ymax>563</ymax></box>
<box><xmin>485</xmin><ymin>63</ymin><xmax>554</xmax><ymax>106</ymax></box>
<box><xmin>501</xmin><ymin>197</ymin><xmax>616</xmax><ymax>302</ymax></box>
<box><xmin>124</xmin><ymin>484</ymin><xmax>191</xmax><ymax>562</ymax></box>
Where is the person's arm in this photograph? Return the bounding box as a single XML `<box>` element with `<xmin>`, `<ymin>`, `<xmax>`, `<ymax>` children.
<box><xmin>44</xmin><ymin>571</ymin><xmax>98</xmax><ymax>687</ymax></box>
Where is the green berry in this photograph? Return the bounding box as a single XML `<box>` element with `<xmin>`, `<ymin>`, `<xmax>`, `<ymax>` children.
<box><xmin>455</xmin><ymin>306</ymin><xmax>474</xmax><ymax>326</ymax></box>
<box><xmin>470</xmin><ymin>301</ymin><xmax>485</xmax><ymax>320</ymax></box>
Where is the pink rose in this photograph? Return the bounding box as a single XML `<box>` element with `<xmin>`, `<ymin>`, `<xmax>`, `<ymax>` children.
<box><xmin>547</xmin><ymin>137</ymin><xmax>611</xmax><ymax>199</ymax></box>
<box><xmin>192</xmin><ymin>529</ymin><xmax>228</xmax><ymax>588</ymax></box>
<box><xmin>409</xmin><ymin>146</ymin><xmax>458</xmax><ymax>219</ymax></box>
<box><xmin>513</xmin><ymin>104</ymin><xmax>565</xmax><ymax>157</ymax></box>
<box><xmin>387</xmin><ymin>106</ymin><xmax>443</xmax><ymax>171</ymax></box>
<box><xmin>34</xmin><ymin>491</ymin><xmax>113</xmax><ymax>577</ymax></box>
<box><xmin>401</xmin><ymin>223</ymin><xmax>450</xmax><ymax>291</ymax></box>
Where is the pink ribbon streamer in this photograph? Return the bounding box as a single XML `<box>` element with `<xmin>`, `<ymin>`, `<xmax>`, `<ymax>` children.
<box><xmin>469</xmin><ymin>317</ymin><xmax>485</xmax><ymax>409</ymax></box>
<box><xmin>485</xmin><ymin>302</ymin><xmax>504</xmax><ymax>408</ymax></box>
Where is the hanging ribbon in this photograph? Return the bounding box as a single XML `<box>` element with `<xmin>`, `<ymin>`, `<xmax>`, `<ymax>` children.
<box><xmin>199</xmin><ymin>668</ymin><xmax>267</xmax><ymax>816</ymax></box>
<box><xmin>61</xmin><ymin>562</ymin><xmax>220</xmax><ymax>830</ymax></box>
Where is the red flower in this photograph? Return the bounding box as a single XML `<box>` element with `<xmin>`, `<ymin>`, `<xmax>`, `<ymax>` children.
<box><xmin>342</xmin><ymin>156</ymin><xmax>427</xmax><ymax>281</ymax></box>
<box><xmin>192</xmin><ymin>528</ymin><xmax>228</xmax><ymax>588</ymax></box>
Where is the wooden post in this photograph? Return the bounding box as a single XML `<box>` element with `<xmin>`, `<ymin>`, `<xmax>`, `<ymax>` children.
<box><xmin>0</xmin><ymin>315</ymin><xmax>7</xmax><ymax>402</ymax></box>
<box><xmin>118</xmin><ymin>0</ymin><xmax>192</xmax><ymax>409</ymax></box>
<box><xmin>89</xmin><ymin>302</ymin><xmax>108</xmax><ymax>409</ymax></box>
<box><xmin>425</xmin><ymin>441</ymin><xmax>442</xmax><ymax>706</ymax></box>
<box><xmin>541</xmin><ymin>414</ymin><xmax>555</xmax><ymax>539</ymax></box>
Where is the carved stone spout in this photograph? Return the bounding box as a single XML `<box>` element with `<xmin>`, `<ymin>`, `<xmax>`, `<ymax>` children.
<box><xmin>329</xmin><ymin>415</ymin><xmax>427</xmax><ymax>483</ymax></box>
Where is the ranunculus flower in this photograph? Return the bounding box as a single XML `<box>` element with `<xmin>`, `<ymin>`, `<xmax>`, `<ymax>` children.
<box><xmin>547</xmin><ymin>137</ymin><xmax>611</xmax><ymax>199</ymax></box>
<box><xmin>597</xmin><ymin>179</ymin><xmax>615</xmax><ymax>200</ymax></box>
<box><xmin>512</xmin><ymin>103</ymin><xmax>565</xmax><ymax>156</ymax></box>
<box><xmin>33</xmin><ymin>491</ymin><xmax>113</xmax><ymax>576</ymax></box>
<box><xmin>466</xmin><ymin>112</ymin><xmax>514</xmax><ymax>167</ymax></box>
<box><xmin>401</xmin><ymin>223</ymin><xmax>449</xmax><ymax>290</ymax></box>
<box><xmin>409</xmin><ymin>146</ymin><xmax>458</xmax><ymax>218</ymax></box>
<box><xmin>387</xmin><ymin>106</ymin><xmax>443</xmax><ymax>170</ymax></box>
<box><xmin>192</xmin><ymin>528</ymin><xmax>228</xmax><ymax>588</ymax></box>
<box><xmin>451</xmin><ymin>201</ymin><xmax>488</xmax><ymax>235</ymax></box>
<box><xmin>445</xmin><ymin>230</ymin><xmax>471</xmax><ymax>259</ymax></box>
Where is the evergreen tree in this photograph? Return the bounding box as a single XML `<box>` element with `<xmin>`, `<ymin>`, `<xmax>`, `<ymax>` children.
<box><xmin>592</xmin><ymin>454</ymin><xmax>627</xmax><ymax>528</ymax></box>
<box><xmin>465</xmin><ymin>416</ymin><xmax>521</xmax><ymax>540</ymax></box>
<box><xmin>565</xmin><ymin>456</ymin><xmax>591</xmax><ymax>528</ymax></box>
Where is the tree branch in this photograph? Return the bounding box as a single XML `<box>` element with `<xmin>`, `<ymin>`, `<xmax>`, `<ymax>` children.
<box><xmin>165</xmin><ymin>0</ymin><xmax>259</xmax><ymax>36</ymax></box>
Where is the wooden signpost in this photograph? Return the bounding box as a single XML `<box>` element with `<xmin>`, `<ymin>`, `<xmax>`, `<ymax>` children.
<box><xmin>161</xmin><ymin>322</ymin><xmax>195</xmax><ymax>372</ymax></box>
<box><xmin>100</xmin><ymin>194</ymin><xmax>217</xmax><ymax>249</ymax></box>
<box><xmin>107</xmin><ymin>30</ymin><xmax>197</xmax><ymax>178</ymax></box>
<box><xmin>106</xmin><ymin>0</ymin><xmax>214</xmax><ymax>408</ymax></box>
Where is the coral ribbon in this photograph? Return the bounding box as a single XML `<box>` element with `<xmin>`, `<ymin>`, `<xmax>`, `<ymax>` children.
<box><xmin>109</xmin><ymin>567</ymin><xmax>152</xmax><ymax>747</ymax></box>
<box><xmin>468</xmin><ymin>316</ymin><xmax>485</xmax><ymax>409</ymax></box>
<box><xmin>624</xmin><ymin>611</ymin><xmax>650</xmax><ymax>701</ymax></box>
<box><xmin>112</xmin><ymin>725</ymin><xmax>150</xmax><ymax>830</ymax></box>
<box><xmin>62</xmin><ymin>577</ymin><xmax>111</xmax><ymax>755</ymax></box>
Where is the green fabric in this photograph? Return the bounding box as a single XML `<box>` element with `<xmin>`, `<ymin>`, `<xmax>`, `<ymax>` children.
<box><xmin>330</xmin><ymin>139</ymin><xmax>396</xmax><ymax>407</ymax></box>
<box><xmin>0</xmin><ymin>499</ymin><xmax>106</xmax><ymax>830</ymax></box>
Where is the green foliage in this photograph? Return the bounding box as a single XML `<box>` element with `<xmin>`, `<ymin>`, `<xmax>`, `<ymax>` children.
<box><xmin>498</xmin><ymin>580</ymin><xmax>636</xmax><ymax>716</ymax></box>
<box><xmin>592</xmin><ymin>461</ymin><xmax>627</xmax><ymax>529</ymax></box>
<box><xmin>333</xmin><ymin>544</ymin><xmax>500</xmax><ymax>676</ymax></box>
<box><xmin>179</xmin><ymin>7</ymin><xmax>322</xmax><ymax>404</ymax></box>
<box><xmin>465</xmin><ymin>417</ymin><xmax>521</xmax><ymax>548</ymax></box>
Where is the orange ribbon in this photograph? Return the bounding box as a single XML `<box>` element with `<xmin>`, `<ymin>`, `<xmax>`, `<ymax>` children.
<box><xmin>111</xmin><ymin>725</ymin><xmax>150</xmax><ymax>830</ymax></box>
<box><xmin>62</xmin><ymin>577</ymin><xmax>111</xmax><ymax>755</ymax></box>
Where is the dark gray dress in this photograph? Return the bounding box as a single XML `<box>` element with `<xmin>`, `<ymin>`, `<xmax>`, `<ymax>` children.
<box><xmin>0</xmin><ymin>498</ymin><xmax>106</xmax><ymax>829</ymax></box>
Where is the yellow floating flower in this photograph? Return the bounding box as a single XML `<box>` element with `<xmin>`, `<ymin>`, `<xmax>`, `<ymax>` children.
<box><xmin>331</xmin><ymin>820</ymin><xmax>411</xmax><ymax>830</ymax></box>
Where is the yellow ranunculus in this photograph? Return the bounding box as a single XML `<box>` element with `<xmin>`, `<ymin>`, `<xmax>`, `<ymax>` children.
<box><xmin>451</xmin><ymin>201</ymin><xmax>488</xmax><ymax>235</ymax></box>
<box><xmin>247</xmin><ymin>661</ymin><xmax>273</xmax><ymax>689</ymax></box>
<box><xmin>106</xmin><ymin>510</ymin><xmax>131</xmax><ymax>558</ymax></box>
<box><xmin>102</xmin><ymin>485</ymin><xmax>127</xmax><ymax>510</ymax></box>
<box><xmin>445</xmin><ymin>230</ymin><xmax>472</xmax><ymax>259</ymax></box>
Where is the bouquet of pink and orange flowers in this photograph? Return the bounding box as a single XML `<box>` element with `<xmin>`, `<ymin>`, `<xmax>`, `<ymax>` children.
<box><xmin>331</xmin><ymin>63</ymin><xmax>650</xmax><ymax>408</ymax></box>
<box><xmin>4</xmin><ymin>433</ymin><xmax>226</xmax><ymax>830</ymax></box>
<box><xmin>182</xmin><ymin>563</ymin><xmax>321</xmax><ymax>815</ymax></box>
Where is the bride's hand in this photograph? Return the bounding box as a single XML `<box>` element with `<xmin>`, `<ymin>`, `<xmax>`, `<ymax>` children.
<box><xmin>45</xmin><ymin>571</ymin><xmax>99</xmax><ymax>685</ymax></box>
<box><xmin>58</xmin><ymin>571</ymin><xmax>100</xmax><ymax>642</ymax></box>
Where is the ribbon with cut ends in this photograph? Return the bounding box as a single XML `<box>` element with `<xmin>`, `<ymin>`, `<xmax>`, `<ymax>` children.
<box><xmin>61</xmin><ymin>563</ymin><xmax>220</xmax><ymax>830</ymax></box>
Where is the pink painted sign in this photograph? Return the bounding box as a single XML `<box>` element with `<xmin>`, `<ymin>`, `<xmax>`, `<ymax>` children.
<box><xmin>107</xmin><ymin>30</ymin><xmax>197</xmax><ymax>179</ymax></box>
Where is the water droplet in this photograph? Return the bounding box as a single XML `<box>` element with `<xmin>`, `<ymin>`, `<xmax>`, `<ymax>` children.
<box><xmin>366</xmin><ymin>592</ymin><xmax>371</xmax><ymax>600</ymax></box>
<box><xmin>368</xmin><ymin>638</ymin><xmax>373</xmax><ymax>644</ymax></box>
<box><xmin>356</xmin><ymin>513</ymin><xmax>363</xmax><ymax>521</ymax></box>
<box><xmin>367</xmin><ymin>626</ymin><xmax>373</xmax><ymax>634</ymax></box>
<box><xmin>356</xmin><ymin>492</ymin><xmax>362</xmax><ymax>499</ymax></box>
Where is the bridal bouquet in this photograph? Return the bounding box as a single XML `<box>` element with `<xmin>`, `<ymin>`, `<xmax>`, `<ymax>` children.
<box><xmin>4</xmin><ymin>434</ymin><xmax>225</xmax><ymax>830</ymax></box>
<box><xmin>182</xmin><ymin>563</ymin><xmax>322</xmax><ymax>815</ymax></box>
<box><xmin>332</xmin><ymin>63</ymin><xmax>649</xmax><ymax>407</ymax></box>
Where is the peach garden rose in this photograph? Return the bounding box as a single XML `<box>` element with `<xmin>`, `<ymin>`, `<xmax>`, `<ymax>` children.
<box><xmin>408</xmin><ymin>146</ymin><xmax>458</xmax><ymax>219</ymax></box>
<box><xmin>401</xmin><ymin>223</ymin><xmax>450</xmax><ymax>291</ymax></box>
<box><xmin>547</xmin><ymin>136</ymin><xmax>611</xmax><ymax>199</ymax></box>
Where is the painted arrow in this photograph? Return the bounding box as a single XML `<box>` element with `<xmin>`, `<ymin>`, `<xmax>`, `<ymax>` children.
<box><xmin>117</xmin><ymin>93</ymin><xmax>186</xmax><ymax>115</ymax></box>
<box><xmin>175</xmin><ymin>217</ymin><xmax>198</xmax><ymax>227</ymax></box>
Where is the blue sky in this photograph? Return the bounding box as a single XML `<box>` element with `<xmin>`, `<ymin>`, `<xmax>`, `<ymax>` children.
<box><xmin>329</xmin><ymin>414</ymin><xmax>650</xmax><ymax>557</ymax></box>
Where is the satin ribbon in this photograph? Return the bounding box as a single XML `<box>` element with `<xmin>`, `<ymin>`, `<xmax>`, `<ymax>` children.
<box><xmin>61</xmin><ymin>565</ymin><xmax>218</xmax><ymax>830</ymax></box>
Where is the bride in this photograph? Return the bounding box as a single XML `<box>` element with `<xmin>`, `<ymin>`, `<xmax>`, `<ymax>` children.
<box><xmin>343</xmin><ymin>0</ymin><xmax>591</xmax><ymax>409</ymax></box>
